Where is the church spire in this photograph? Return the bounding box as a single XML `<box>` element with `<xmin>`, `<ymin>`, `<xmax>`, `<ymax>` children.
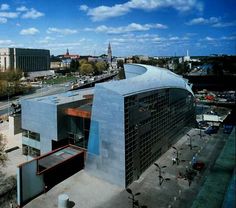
<box><xmin>66</xmin><ymin>48</ymin><xmax>69</xmax><ymax>56</ymax></box>
<box><xmin>107</xmin><ymin>42</ymin><xmax>112</xmax><ymax>65</ymax></box>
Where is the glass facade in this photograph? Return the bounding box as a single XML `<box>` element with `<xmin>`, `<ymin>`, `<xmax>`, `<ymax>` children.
<box><xmin>22</xmin><ymin>130</ymin><xmax>41</xmax><ymax>157</ymax></box>
<box><xmin>22</xmin><ymin>130</ymin><xmax>40</xmax><ymax>141</ymax></box>
<box><xmin>22</xmin><ymin>144</ymin><xmax>40</xmax><ymax>157</ymax></box>
<box><xmin>124</xmin><ymin>88</ymin><xmax>195</xmax><ymax>186</ymax></box>
<box><xmin>66</xmin><ymin>116</ymin><xmax>90</xmax><ymax>149</ymax></box>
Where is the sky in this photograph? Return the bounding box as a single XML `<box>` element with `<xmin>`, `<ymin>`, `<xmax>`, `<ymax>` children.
<box><xmin>0</xmin><ymin>0</ymin><xmax>235</xmax><ymax>56</ymax></box>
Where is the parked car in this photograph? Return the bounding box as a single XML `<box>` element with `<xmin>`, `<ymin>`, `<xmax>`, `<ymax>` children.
<box><xmin>204</xmin><ymin>126</ymin><xmax>218</xmax><ymax>135</ymax></box>
<box><xmin>198</xmin><ymin>121</ymin><xmax>209</xmax><ymax>130</ymax></box>
<box><xmin>192</xmin><ymin>161</ymin><xmax>205</xmax><ymax>171</ymax></box>
<box><xmin>223</xmin><ymin>125</ymin><xmax>234</xmax><ymax>134</ymax></box>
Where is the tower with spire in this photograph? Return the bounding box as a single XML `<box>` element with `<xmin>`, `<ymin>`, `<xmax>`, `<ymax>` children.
<box><xmin>66</xmin><ymin>48</ymin><xmax>69</xmax><ymax>56</ymax></box>
<box><xmin>107</xmin><ymin>42</ymin><xmax>112</xmax><ymax>66</ymax></box>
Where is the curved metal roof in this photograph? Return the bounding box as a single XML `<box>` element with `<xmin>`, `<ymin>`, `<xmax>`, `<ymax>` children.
<box><xmin>96</xmin><ymin>64</ymin><xmax>194</xmax><ymax>96</ymax></box>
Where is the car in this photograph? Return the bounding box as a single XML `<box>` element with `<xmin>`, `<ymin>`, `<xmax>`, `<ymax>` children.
<box><xmin>223</xmin><ymin>125</ymin><xmax>234</xmax><ymax>134</ymax></box>
<box><xmin>198</xmin><ymin>121</ymin><xmax>209</xmax><ymax>130</ymax></box>
<box><xmin>204</xmin><ymin>126</ymin><xmax>218</xmax><ymax>135</ymax></box>
<box><xmin>192</xmin><ymin>161</ymin><xmax>205</xmax><ymax>171</ymax></box>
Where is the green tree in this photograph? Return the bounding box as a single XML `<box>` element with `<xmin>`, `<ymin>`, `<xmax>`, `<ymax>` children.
<box><xmin>6</xmin><ymin>70</ymin><xmax>22</xmax><ymax>82</ymax></box>
<box><xmin>0</xmin><ymin>134</ymin><xmax>7</xmax><ymax>166</ymax></box>
<box><xmin>175</xmin><ymin>62</ymin><xmax>189</xmax><ymax>75</ymax></box>
<box><xmin>79</xmin><ymin>59</ymin><xmax>88</xmax><ymax>66</ymax></box>
<box><xmin>80</xmin><ymin>63</ymin><xmax>94</xmax><ymax>75</ymax></box>
<box><xmin>95</xmin><ymin>62</ymin><xmax>107</xmax><ymax>74</ymax></box>
<box><xmin>117</xmin><ymin>60</ymin><xmax>124</xmax><ymax>69</ymax></box>
<box><xmin>70</xmin><ymin>59</ymin><xmax>80</xmax><ymax>72</ymax></box>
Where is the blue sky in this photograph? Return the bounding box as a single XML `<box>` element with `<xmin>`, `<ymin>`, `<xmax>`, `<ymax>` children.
<box><xmin>0</xmin><ymin>0</ymin><xmax>235</xmax><ymax>56</ymax></box>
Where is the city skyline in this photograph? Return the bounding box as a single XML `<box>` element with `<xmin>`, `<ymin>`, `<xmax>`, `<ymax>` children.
<box><xmin>0</xmin><ymin>0</ymin><xmax>235</xmax><ymax>56</ymax></box>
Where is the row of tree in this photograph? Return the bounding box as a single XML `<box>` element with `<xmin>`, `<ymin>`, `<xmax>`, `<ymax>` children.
<box><xmin>0</xmin><ymin>70</ymin><xmax>31</xmax><ymax>99</ymax></box>
<box><xmin>70</xmin><ymin>59</ymin><xmax>108</xmax><ymax>75</ymax></box>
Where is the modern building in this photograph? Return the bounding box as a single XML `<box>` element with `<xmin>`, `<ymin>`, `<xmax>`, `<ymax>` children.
<box><xmin>21</xmin><ymin>64</ymin><xmax>195</xmax><ymax>187</ymax></box>
<box><xmin>21</xmin><ymin>89</ymin><xmax>93</xmax><ymax>158</ymax></box>
<box><xmin>0</xmin><ymin>48</ymin><xmax>50</xmax><ymax>72</ymax></box>
<box><xmin>86</xmin><ymin>64</ymin><xmax>195</xmax><ymax>187</ymax></box>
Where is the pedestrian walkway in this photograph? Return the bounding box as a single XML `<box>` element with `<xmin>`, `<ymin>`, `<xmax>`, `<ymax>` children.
<box><xmin>0</xmin><ymin>121</ymin><xmax>26</xmax><ymax>177</ymax></box>
<box><xmin>191</xmin><ymin>128</ymin><xmax>235</xmax><ymax>208</ymax></box>
<box><xmin>24</xmin><ymin>127</ymin><xmax>229</xmax><ymax>208</ymax></box>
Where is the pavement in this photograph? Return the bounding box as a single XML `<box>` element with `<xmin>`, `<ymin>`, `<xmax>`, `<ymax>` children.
<box><xmin>23</xmin><ymin>127</ymin><xmax>229</xmax><ymax>208</ymax></box>
<box><xmin>0</xmin><ymin>121</ymin><xmax>27</xmax><ymax>177</ymax></box>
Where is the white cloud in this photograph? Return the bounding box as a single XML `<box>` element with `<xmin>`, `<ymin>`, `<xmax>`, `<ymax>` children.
<box><xmin>87</xmin><ymin>4</ymin><xmax>130</xmax><ymax>21</ymax></box>
<box><xmin>186</xmin><ymin>17</ymin><xmax>220</xmax><ymax>25</ymax></box>
<box><xmin>81</xmin><ymin>0</ymin><xmax>203</xmax><ymax>21</ymax></box>
<box><xmin>0</xmin><ymin>12</ymin><xmax>19</xmax><ymax>18</ymax></box>
<box><xmin>79</xmin><ymin>5</ymin><xmax>89</xmax><ymax>11</ymax></box>
<box><xmin>152</xmin><ymin>36</ymin><xmax>165</xmax><ymax>42</ymax></box>
<box><xmin>212</xmin><ymin>20</ymin><xmax>236</xmax><ymax>28</ymax></box>
<box><xmin>205</xmin><ymin>36</ymin><xmax>215</xmax><ymax>41</ymax></box>
<box><xmin>221</xmin><ymin>36</ymin><xmax>236</xmax><ymax>40</ymax></box>
<box><xmin>85</xmin><ymin>22</ymin><xmax>167</xmax><ymax>34</ymax></box>
<box><xmin>16</xmin><ymin>6</ymin><xmax>28</xmax><ymax>12</ymax></box>
<box><xmin>21</xmin><ymin>8</ymin><xmax>44</xmax><ymax>19</ymax></box>
<box><xmin>47</xmin><ymin>27</ymin><xmax>78</xmax><ymax>35</ymax></box>
<box><xmin>39</xmin><ymin>36</ymin><xmax>55</xmax><ymax>44</ymax></box>
<box><xmin>0</xmin><ymin>4</ymin><xmax>9</xmax><ymax>11</ymax></box>
<box><xmin>169</xmin><ymin>36</ymin><xmax>179</xmax><ymax>40</ymax></box>
<box><xmin>20</xmin><ymin>27</ymin><xmax>39</xmax><ymax>35</ymax></box>
<box><xmin>0</xmin><ymin>17</ymin><xmax>7</xmax><ymax>23</ymax></box>
<box><xmin>0</xmin><ymin>39</ymin><xmax>13</xmax><ymax>45</ymax></box>
<box><xmin>186</xmin><ymin>17</ymin><xmax>236</xmax><ymax>28</ymax></box>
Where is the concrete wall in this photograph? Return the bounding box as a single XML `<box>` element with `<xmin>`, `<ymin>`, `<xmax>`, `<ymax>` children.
<box><xmin>9</xmin><ymin>114</ymin><xmax>22</xmax><ymax>136</ymax></box>
<box><xmin>17</xmin><ymin>160</ymin><xmax>44</xmax><ymax>206</ymax></box>
<box><xmin>86</xmin><ymin>85</ymin><xmax>126</xmax><ymax>187</ymax></box>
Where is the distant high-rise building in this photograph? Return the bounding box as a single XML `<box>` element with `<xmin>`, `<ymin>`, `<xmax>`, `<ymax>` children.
<box><xmin>0</xmin><ymin>48</ymin><xmax>50</xmax><ymax>72</ymax></box>
<box><xmin>107</xmin><ymin>42</ymin><xmax>112</xmax><ymax>65</ymax></box>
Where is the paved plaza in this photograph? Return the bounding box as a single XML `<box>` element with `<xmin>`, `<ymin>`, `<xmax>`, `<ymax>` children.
<box><xmin>24</xmin><ymin>127</ymin><xmax>229</xmax><ymax>208</ymax></box>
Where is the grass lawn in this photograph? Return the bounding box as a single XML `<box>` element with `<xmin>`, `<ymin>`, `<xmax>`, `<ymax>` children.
<box><xmin>44</xmin><ymin>76</ymin><xmax>77</xmax><ymax>85</ymax></box>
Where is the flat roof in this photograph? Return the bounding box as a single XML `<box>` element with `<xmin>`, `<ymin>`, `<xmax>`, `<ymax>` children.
<box><xmin>28</xmin><ymin>88</ymin><xmax>94</xmax><ymax>105</ymax></box>
<box><xmin>37</xmin><ymin>145</ymin><xmax>84</xmax><ymax>174</ymax></box>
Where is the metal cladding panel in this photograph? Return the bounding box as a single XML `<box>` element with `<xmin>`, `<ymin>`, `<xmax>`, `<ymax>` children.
<box><xmin>21</xmin><ymin>99</ymin><xmax>57</xmax><ymax>153</ymax></box>
<box><xmin>21</xmin><ymin>99</ymin><xmax>57</xmax><ymax>139</ymax></box>
<box><xmin>95</xmin><ymin>64</ymin><xmax>194</xmax><ymax>96</ymax></box>
<box><xmin>86</xmin><ymin>85</ymin><xmax>126</xmax><ymax>187</ymax></box>
<box><xmin>17</xmin><ymin>160</ymin><xmax>44</xmax><ymax>206</ymax></box>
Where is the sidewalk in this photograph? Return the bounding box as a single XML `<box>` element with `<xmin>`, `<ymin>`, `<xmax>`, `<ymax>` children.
<box><xmin>0</xmin><ymin>121</ymin><xmax>27</xmax><ymax>177</ymax></box>
<box><xmin>24</xmin><ymin>127</ymin><xmax>228</xmax><ymax>208</ymax></box>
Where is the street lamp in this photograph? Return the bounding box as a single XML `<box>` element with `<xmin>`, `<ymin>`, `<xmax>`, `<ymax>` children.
<box><xmin>7</xmin><ymin>82</ymin><xmax>10</xmax><ymax>117</ymax></box>
<box><xmin>187</xmin><ymin>133</ymin><xmax>198</xmax><ymax>150</ymax></box>
<box><xmin>154</xmin><ymin>163</ymin><xmax>167</xmax><ymax>185</ymax></box>
<box><xmin>186</xmin><ymin>133</ymin><xmax>192</xmax><ymax>150</ymax></box>
<box><xmin>172</xmin><ymin>146</ymin><xmax>181</xmax><ymax>165</ymax></box>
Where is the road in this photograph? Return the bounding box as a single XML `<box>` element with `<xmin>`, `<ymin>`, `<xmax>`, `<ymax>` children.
<box><xmin>0</xmin><ymin>83</ymin><xmax>70</xmax><ymax>116</ymax></box>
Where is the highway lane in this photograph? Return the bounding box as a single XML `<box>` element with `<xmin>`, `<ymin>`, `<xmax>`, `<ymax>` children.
<box><xmin>0</xmin><ymin>84</ymin><xmax>70</xmax><ymax>116</ymax></box>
